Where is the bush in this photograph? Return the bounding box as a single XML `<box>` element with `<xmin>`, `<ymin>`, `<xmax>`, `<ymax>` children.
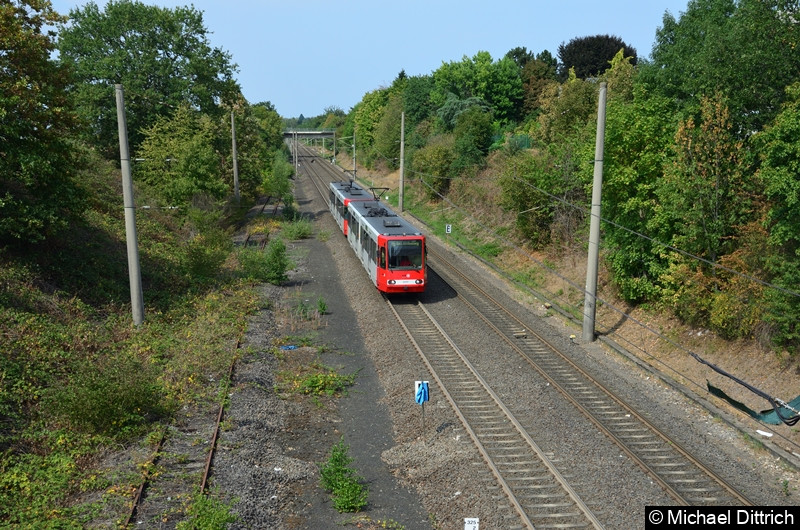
<box><xmin>44</xmin><ymin>353</ymin><xmax>169</xmax><ymax>438</ymax></box>
<box><xmin>237</xmin><ymin>246</ymin><xmax>270</xmax><ymax>282</ymax></box>
<box><xmin>282</xmin><ymin>217</ymin><xmax>313</xmax><ymax>240</ymax></box>
<box><xmin>182</xmin><ymin>207</ymin><xmax>233</xmax><ymax>282</ymax></box>
<box><xmin>264</xmin><ymin>239</ymin><xmax>291</xmax><ymax>285</ymax></box>
<box><xmin>412</xmin><ymin>137</ymin><xmax>456</xmax><ymax>200</ymax></box>
<box><xmin>184</xmin><ymin>227</ymin><xmax>233</xmax><ymax>282</ymax></box>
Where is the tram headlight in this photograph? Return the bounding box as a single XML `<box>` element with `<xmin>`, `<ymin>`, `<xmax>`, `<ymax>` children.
<box><xmin>388</xmin><ymin>280</ymin><xmax>396</xmax><ymax>285</ymax></box>
<box><xmin>415</xmin><ymin>279</ymin><xmax>423</xmax><ymax>284</ymax></box>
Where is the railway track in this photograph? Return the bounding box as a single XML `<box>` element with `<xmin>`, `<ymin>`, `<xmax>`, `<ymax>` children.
<box><xmin>296</xmin><ymin>142</ymin><xmax>754</xmax><ymax>525</ymax></box>
<box><xmin>425</xmin><ymin>247</ymin><xmax>754</xmax><ymax>507</ymax></box>
<box><xmin>388</xmin><ymin>297</ymin><xmax>603</xmax><ymax>529</ymax></box>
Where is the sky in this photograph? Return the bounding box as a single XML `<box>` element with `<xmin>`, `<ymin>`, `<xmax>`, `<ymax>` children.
<box><xmin>49</xmin><ymin>0</ymin><xmax>691</xmax><ymax>119</ymax></box>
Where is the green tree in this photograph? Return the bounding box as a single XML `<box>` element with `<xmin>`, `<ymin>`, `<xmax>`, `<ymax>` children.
<box><xmin>411</xmin><ymin>136</ymin><xmax>455</xmax><ymax>199</ymax></box>
<box><xmin>557</xmin><ymin>34</ymin><xmax>637</xmax><ymax>81</ymax></box>
<box><xmin>374</xmin><ymin>94</ymin><xmax>404</xmax><ymax>169</ymax></box>
<box><xmin>452</xmin><ymin>106</ymin><xmax>494</xmax><ymax>172</ymax></box>
<box><xmin>432</xmin><ymin>51</ymin><xmax>523</xmax><ymax>124</ymax></box>
<box><xmin>521</xmin><ymin>52</ymin><xmax>558</xmax><ymax>116</ymax></box>
<box><xmin>602</xmin><ymin>50</ymin><xmax>636</xmax><ymax>103</ymax></box>
<box><xmin>643</xmin><ymin>0</ymin><xmax>800</xmax><ymax>137</ymax></box>
<box><xmin>0</xmin><ymin>0</ymin><xmax>85</xmax><ymax>243</ymax></box>
<box><xmin>533</xmin><ymin>70</ymin><xmax>597</xmax><ymax>143</ymax></box>
<box><xmin>654</xmin><ymin>95</ymin><xmax>760</xmax><ymax>333</ymax></box>
<box><xmin>436</xmin><ymin>94</ymin><xmax>490</xmax><ymax>131</ymax></box>
<box><xmin>505</xmin><ymin>46</ymin><xmax>535</xmax><ymax>70</ymax></box>
<box><xmin>57</xmin><ymin>0</ymin><xmax>239</xmax><ymax>157</ymax></box>
<box><xmin>600</xmin><ymin>84</ymin><xmax>678</xmax><ymax>302</ymax></box>
<box><xmin>251</xmin><ymin>101</ymin><xmax>285</xmax><ymax>151</ymax></box>
<box><xmin>136</xmin><ymin>105</ymin><xmax>226</xmax><ymax>205</ymax></box>
<box><xmin>222</xmin><ymin>99</ymin><xmax>283</xmax><ymax>202</ymax></box>
<box><xmin>499</xmin><ymin>141</ymin><xmax>586</xmax><ymax>249</ymax></box>
<box><xmin>264</xmin><ymin>150</ymin><xmax>294</xmax><ymax>208</ymax></box>
<box><xmin>757</xmin><ymin>83</ymin><xmax>800</xmax><ymax>350</ymax></box>
<box><xmin>352</xmin><ymin>88</ymin><xmax>390</xmax><ymax>163</ymax></box>
<box><xmin>488</xmin><ymin>55</ymin><xmax>525</xmax><ymax>123</ymax></box>
<box><xmin>655</xmin><ymin>95</ymin><xmax>749</xmax><ymax>265</ymax></box>
<box><xmin>403</xmin><ymin>74</ymin><xmax>435</xmax><ymax>126</ymax></box>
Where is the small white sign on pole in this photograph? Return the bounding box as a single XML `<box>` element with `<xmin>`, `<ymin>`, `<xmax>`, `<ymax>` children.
<box><xmin>446</xmin><ymin>224</ymin><xmax>452</xmax><ymax>234</ymax></box>
<box><xmin>464</xmin><ymin>517</ymin><xmax>479</xmax><ymax>530</ymax></box>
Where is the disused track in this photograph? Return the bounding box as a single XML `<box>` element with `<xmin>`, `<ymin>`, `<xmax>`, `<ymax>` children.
<box><xmin>125</xmin><ymin>202</ymin><xmax>268</xmax><ymax>527</ymax></box>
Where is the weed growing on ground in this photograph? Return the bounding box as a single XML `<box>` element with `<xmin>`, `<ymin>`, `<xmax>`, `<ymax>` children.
<box><xmin>316</xmin><ymin>296</ymin><xmax>327</xmax><ymax>315</ymax></box>
<box><xmin>176</xmin><ymin>488</ymin><xmax>238</xmax><ymax>529</ymax></box>
<box><xmin>319</xmin><ymin>438</ymin><xmax>368</xmax><ymax>513</ymax></box>
<box><xmin>278</xmin><ymin>334</ymin><xmax>315</xmax><ymax>347</ymax></box>
<box><xmin>281</xmin><ymin>216</ymin><xmax>314</xmax><ymax>240</ymax></box>
<box><xmin>344</xmin><ymin>515</ymin><xmax>406</xmax><ymax>529</ymax></box>
<box><xmin>278</xmin><ymin>362</ymin><xmax>357</xmax><ymax>397</ymax></box>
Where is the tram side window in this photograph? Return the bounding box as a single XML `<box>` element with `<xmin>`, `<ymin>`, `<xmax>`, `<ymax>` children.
<box><xmin>366</xmin><ymin>236</ymin><xmax>376</xmax><ymax>263</ymax></box>
<box><xmin>361</xmin><ymin>227</ymin><xmax>369</xmax><ymax>250</ymax></box>
<box><xmin>379</xmin><ymin>246</ymin><xmax>386</xmax><ymax>269</ymax></box>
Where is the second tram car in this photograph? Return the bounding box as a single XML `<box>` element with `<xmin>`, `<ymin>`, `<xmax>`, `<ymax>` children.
<box><xmin>328</xmin><ymin>181</ymin><xmax>371</xmax><ymax>236</ymax></box>
<box><xmin>328</xmin><ymin>181</ymin><xmax>426</xmax><ymax>294</ymax></box>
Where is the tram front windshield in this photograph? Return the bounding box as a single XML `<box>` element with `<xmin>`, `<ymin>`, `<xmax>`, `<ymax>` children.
<box><xmin>388</xmin><ymin>240</ymin><xmax>423</xmax><ymax>269</ymax></box>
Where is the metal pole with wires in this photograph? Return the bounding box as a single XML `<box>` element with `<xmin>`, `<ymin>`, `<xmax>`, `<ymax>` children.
<box><xmin>582</xmin><ymin>82</ymin><xmax>607</xmax><ymax>342</ymax></box>
<box><xmin>231</xmin><ymin>111</ymin><xmax>239</xmax><ymax>202</ymax></box>
<box><xmin>399</xmin><ymin>112</ymin><xmax>405</xmax><ymax>212</ymax></box>
<box><xmin>115</xmin><ymin>84</ymin><xmax>144</xmax><ymax>326</ymax></box>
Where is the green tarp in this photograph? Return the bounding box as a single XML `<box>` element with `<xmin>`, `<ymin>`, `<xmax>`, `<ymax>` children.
<box><xmin>707</xmin><ymin>382</ymin><xmax>800</xmax><ymax>426</ymax></box>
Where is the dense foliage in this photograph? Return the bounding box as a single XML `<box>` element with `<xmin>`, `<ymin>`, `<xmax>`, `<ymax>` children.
<box><xmin>0</xmin><ymin>0</ymin><xmax>84</xmax><ymax>244</ymax></box>
<box><xmin>57</xmin><ymin>0</ymin><xmax>240</xmax><ymax>157</ymax></box>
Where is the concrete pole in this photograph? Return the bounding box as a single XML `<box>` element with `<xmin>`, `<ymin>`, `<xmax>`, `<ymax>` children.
<box><xmin>399</xmin><ymin>112</ymin><xmax>405</xmax><ymax>212</ymax></box>
<box><xmin>231</xmin><ymin>111</ymin><xmax>239</xmax><ymax>201</ymax></box>
<box><xmin>582</xmin><ymin>82</ymin><xmax>608</xmax><ymax>342</ymax></box>
<box><xmin>115</xmin><ymin>84</ymin><xmax>144</xmax><ymax>326</ymax></box>
<box><xmin>352</xmin><ymin>131</ymin><xmax>356</xmax><ymax>179</ymax></box>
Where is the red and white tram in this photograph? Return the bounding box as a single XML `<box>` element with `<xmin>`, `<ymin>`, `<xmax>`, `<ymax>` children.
<box><xmin>327</xmin><ymin>182</ymin><xmax>426</xmax><ymax>294</ymax></box>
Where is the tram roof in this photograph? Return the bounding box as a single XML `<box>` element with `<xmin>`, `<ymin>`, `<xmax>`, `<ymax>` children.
<box><xmin>349</xmin><ymin>200</ymin><xmax>423</xmax><ymax>237</ymax></box>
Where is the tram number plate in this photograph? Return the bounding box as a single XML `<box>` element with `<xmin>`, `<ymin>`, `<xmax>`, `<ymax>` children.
<box><xmin>464</xmin><ymin>518</ymin><xmax>479</xmax><ymax>530</ymax></box>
